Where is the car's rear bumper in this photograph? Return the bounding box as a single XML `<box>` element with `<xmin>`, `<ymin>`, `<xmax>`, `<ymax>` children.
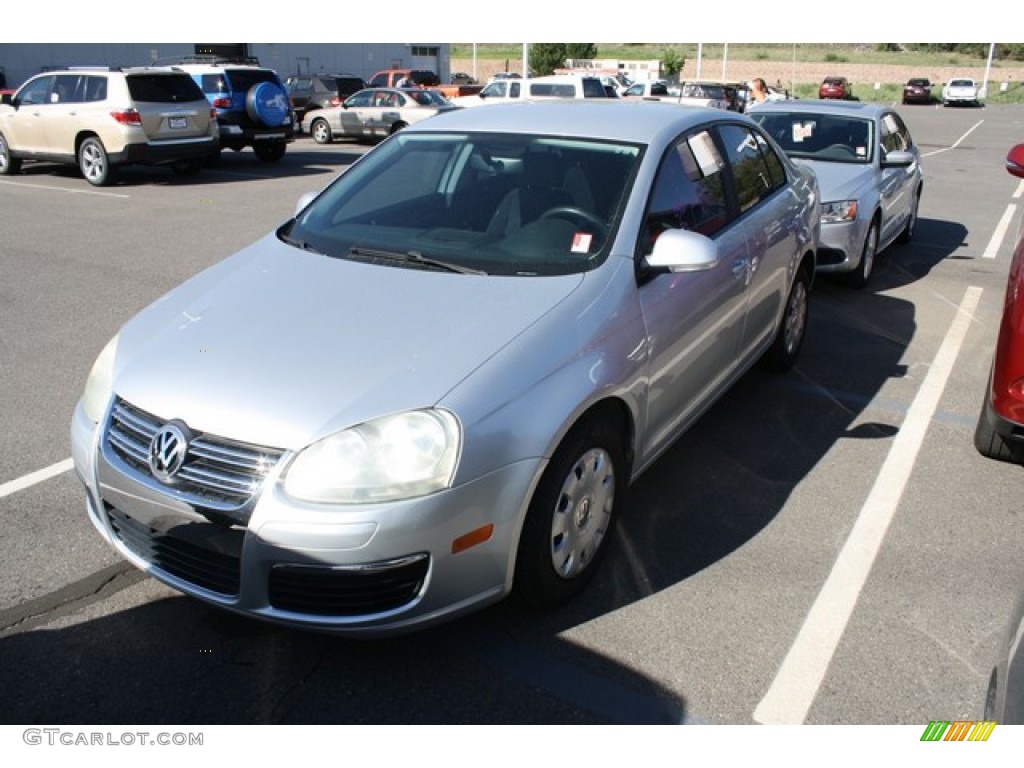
<box><xmin>114</xmin><ymin>136</ymin><xmax>220</xmax><ymax>165</ymax></box>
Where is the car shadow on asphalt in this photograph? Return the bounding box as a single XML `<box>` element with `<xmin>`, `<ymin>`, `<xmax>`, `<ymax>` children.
<box><xmin>11</xmin><ymin>147</ymin><xmax>361</xmax><ymax>188</ymax></box>
<box><xmin>0</xmin><ymin>219</ymin><xmax>966</xmax><ymax>727</ymax></box>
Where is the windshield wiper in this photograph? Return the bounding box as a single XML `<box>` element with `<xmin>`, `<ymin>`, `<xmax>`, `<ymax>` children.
<box><xmin>348</xmin><ymin>246</ymin><xmax>486</xmax><ymax>275</ymax></box>
<box><xmin>279</xmin><ymin>232</ymin><xmax>324</xmax><ymax>255</ymax></box>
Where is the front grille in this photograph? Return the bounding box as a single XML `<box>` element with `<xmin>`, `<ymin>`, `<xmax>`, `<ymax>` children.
<box><xmin>105</xmin><ymin>398</ymin><xmax>284</xmax><ymax>513</ymax></box>
<box><xmin>106</xmin><ymin>505</ymin><xmax>243</xmax><ymax>595</ymax></box>
<box><xmin>269</xmin><ymin>555</ymin><xmax>430</xmax><ymax>616</ymax></box>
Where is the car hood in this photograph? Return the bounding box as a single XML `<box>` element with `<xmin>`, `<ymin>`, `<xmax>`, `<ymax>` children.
<box><xmin>112</xmin><ymin>233</ymin><xmax>583</xmax><ymax>450</ymax></box>
<box><xmin>792</xmin><ymin>159</ymin><xmax>875</xmax><ymax>201</ymax></box>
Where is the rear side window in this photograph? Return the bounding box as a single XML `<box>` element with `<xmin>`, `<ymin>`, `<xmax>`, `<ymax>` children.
<box><xmin>581</xmin><ymin>79</ymin><xmax>607</xmax><ymax>97</ymax></box>
<box><xmin>530</xmin><ymin>83</ymin><xmax>575</xmax><ymax>97</ymax></box>
<box><xmin>717</xmin><ymin>123</ymin><xmax>781</xmax><ymax>213</ymax></box>
<box><xmin>127</xmin><ymin>74</ymin><xmax>206</xmax><ymax>103</ymax></box>
<box><xmin>82</xmin><ymin>76</ymin><xmax>107</xmax><ymax>102</ymax></box>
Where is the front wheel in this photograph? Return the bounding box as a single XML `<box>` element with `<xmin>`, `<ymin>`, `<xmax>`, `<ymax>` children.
<box><xmin>78</xmin><ymin>136</ymin><xmax>114</xmax><ymax>186</ymax></box>
<box><xmin>898</xmin><ymin>189</ymin><xmax>920</xmax><ymax>244</ymax></box>
<box><xmin>253</xmin><ymin>141</ymin><xmax>287</xmax><ymax>162</ymax></box>
<box><xmin>848</xmin><ymin>219</ymin><xmax>879</xmax><ymax>289</ymax></box>
<box><xmin>760</xmin><ymin>266</ymin><xmax>810</xmax><ymax>373</ymax></box>
<box><xmin>0</xmin><ymin>133</ymin><xmax>22</xmax><ymax>176</ymax></box>
<box><xmin>513</xmin><ymin>416</ymin><xmax>624</xmax><ymax>608</ymax></box>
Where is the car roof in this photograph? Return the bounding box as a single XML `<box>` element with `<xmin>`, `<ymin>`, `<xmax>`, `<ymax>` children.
<box><xmin>750</xmin><ymin>99</ymin><xmax>890</xmax><ymax>118</ymax></box>
<box><xmin>407</xmin><ymin>99</ymin><xmax>750</xmax><ymax>144</ymax></box>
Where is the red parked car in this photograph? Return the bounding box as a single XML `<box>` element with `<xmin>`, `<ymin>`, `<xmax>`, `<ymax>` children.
<box><xmin>818</xmin><ymin>76</ymin><xmax>851</xmax><ymax>100</ymax></box>
<box><xmin>902</xmin><ymin>78</ymin><xmax>933</xmax><ymax>105</ymax></box>
<box><xmin>975</xmin><ymin>143</ymin><xmax>1024</xmax><ymax>463</ymax></box>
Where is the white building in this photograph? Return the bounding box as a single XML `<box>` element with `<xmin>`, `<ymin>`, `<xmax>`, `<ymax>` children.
<box><xmin>0</xmin><ymin>43</ymin><xmax>451</xmax><ymax>91</ymax></box>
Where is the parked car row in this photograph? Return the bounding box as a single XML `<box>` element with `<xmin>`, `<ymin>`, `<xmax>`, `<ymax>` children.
<box><xmin>0</xmin><ymin>56</ymin><xmax>296</xmax><ymax>185</ymax></box>
<box><xmin>818</xmin><ymin>75</ymin><xmax>985</xmax><ymax>108</ymax></box>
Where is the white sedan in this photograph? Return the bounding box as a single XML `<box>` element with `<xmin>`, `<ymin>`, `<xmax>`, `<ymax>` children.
<box><xmin>305</xmin><ymin>87</ymin><xmax>457</xmax><ymax>143</ymax></box>
<box><xmin>942</xmin><ymin>77</ymin><xmax>981</xmax><ymax>107</ymax></box>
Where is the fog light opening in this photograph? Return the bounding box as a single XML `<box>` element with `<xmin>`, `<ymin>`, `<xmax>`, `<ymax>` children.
<box><xmin>452</xmin><ymin>524</ymin><xmax>494</xmax><ymax>554</ymax></box>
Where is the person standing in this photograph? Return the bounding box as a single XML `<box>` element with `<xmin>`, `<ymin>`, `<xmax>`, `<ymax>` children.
<box><xmin>747</xmin><ymin>78</ymin><xmax>769</xmax><ymax>109</ymax></box>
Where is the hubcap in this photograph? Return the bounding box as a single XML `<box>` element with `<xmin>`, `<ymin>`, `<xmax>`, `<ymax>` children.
<box><xmin>549</xmin><ymin>447</ymin><xmax>615</xmax><ymax>579</ymax></box>
<box><xmin>82</xmin><ymin>143</ymin><xmax>104</xmax><ymax>180</ymax></box>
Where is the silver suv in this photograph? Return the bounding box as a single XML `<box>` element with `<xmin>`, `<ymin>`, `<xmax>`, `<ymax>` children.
<box><xmin>0</xmin><ymin>67</ymin><xmax>218</xmax><ymax>186</ymax></box>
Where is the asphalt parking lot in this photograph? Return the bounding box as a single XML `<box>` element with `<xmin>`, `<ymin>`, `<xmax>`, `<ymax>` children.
<box><xmin>1</xmin><ymin>103</ymin><xmax>1023</xmax><ymax>726</ymax></box>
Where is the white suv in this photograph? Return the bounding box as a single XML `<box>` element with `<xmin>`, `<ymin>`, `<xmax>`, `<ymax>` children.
<box><xmin>0</xmin><ymin>67</ymin><xmax>218</xmax><ymax>186</ymax></box>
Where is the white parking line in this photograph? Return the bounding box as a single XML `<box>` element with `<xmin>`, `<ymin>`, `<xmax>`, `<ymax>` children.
<box><xmin>920</xmin><ymin>118</ymin><xmax>985</xmax><ymax>158</ymax></box>
<box><xmin>754</xmin><ymin>285</ymin><xmax>983</xmax><ymax>725</ymax></box>
<box><xmin>983</xmin><ymin>204</ymin><xmax>1018</xmax><ymax>259</ymax></box>
<box><xmin>1013</xmin><ymin>179</ymin><xmax>1024</xmax><ymax>200</ymax></box>
<box><xmin>0</xmin><ymin>458</ymin><xmax>75</xmax><ymax>500</ymax></box>
<box><xmin>0</xmin><ymin>179</ymin><xmax>130</xmax><ymax>198</ymax></box>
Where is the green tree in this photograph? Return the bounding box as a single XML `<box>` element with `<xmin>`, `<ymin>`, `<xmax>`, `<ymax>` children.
<box><xmin>661</xmin><ymin>47</ymin><xmax>685</xmax><ymax>79</ymax></box>
<box><xmin>529</xmin><ymin>43</ymin><xmax>598</xmax><ymax>76</ymax></box>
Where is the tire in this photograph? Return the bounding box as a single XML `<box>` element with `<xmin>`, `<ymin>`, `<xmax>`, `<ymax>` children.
<box><xmin>171</xmin><ymin>158</ymin><xmax>203</xmax><ymax>176</ymax></box>
<box><xmin>513</xmin><ymin>415</ymin><xmax>625</xmax><ymax>608</ymax></box>
<box><xmin>897</xmin><ymin>188</ymin><xmax>920</xmax><ymax>244</ymax></box>
<box><xmin>310</xmin><ymin>118</ymin><xmax>333</xmax><ymax>145</ymax></box>
<box><xmin>974</xmin><ymin>389</ymin><xmax>1021</xmax><ymax>463</ymax></box>
<box><xmin>245</xmin><ymin>81</ymin><xmax>290</xmax><ymax>128</ymax></box>
<box><xmin>848</xmin><ymin>219</ymin><xmax>879</xmax><ymax>289</ymax></box>
<box><xmin>760</xmin><ymin>265</ymin><xmax>810</xmax><ymax>373</ymax></box>
<box><xmin>0</xmin><ymin>133</ymin><xmax>21</xmax><ymax>176</ymax></box>
<box><xmin>78</xmin><ymin>136</ymin><xmax>114</xmax><ymax>186</ymax></box>
<box><xmin>252</xmin><ymin>141</ymin><xmax>286</xmax><ymax>162</ymax></box>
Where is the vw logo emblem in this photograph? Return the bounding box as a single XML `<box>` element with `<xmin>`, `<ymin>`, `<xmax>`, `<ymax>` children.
<box><xmin>148</xmin><ymin>423</ymin><xmax>189</xmax><ymax>483</ymax></box>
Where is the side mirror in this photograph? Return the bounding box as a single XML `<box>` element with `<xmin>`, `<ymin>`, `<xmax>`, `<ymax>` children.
<box><xmin>881</xmin><ymin>150</ymin><xmax>915</xmax><ymax>168</ymax></box>
<box><xmin>644</xmin><ymin>228</ymin><xmax>720</xmax><ymax>274</ymax></box>
<box><xmin>295</xmin><ymin>192</ymin><xmax>317</xmax><ymax>217</ymax></box>
<box><xmin>0</xmin><ymin>93</ymin><xmax>12</xmax><ymax>106</ymax></box>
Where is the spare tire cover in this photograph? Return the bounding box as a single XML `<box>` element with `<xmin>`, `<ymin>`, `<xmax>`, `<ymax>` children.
<box><xmin>246</xmin><ymin>81</ymin><xmax>290</xmax><ymax>127</ymax></box>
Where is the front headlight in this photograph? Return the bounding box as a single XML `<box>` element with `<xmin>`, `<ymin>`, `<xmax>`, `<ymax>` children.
<box><xmin>821</xmin><ymin>200</ymin><xmax>858</xmax><ymax>224</ymax></box>
<box><xmin>81</xmin><ymin>333</ymin><xmax>119</xmax><ymax>423</ymax></box>
<box><xmin>283</xmin><ymin>409</ymin><xmax>461</xmax><ymax>504</ymax></box>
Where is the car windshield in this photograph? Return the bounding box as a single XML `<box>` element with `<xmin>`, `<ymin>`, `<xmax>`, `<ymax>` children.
<box><xmin>281</xmin><ymin>131</ymin><xmax>642</xmax><ymax>276</ymax></box>
<box><xmin>950</xmin><ymin>79</ymin><xmax>974</xmax><ymax>87</ymax></box>
<box><xmin>752</xmin><ymin>113</ymin><xmax>874</xmax><ymax>164</ymax></box>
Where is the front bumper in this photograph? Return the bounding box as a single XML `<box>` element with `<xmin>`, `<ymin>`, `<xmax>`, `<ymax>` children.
<box><xmin>71</xmin><ymin>399</ymin><xmax>542</xmax><ymax>637</ymax></box>
<box><xmin>814</xmin><ymin>217</ymin><xmax>869</xmax><ymax>274</ymax></box>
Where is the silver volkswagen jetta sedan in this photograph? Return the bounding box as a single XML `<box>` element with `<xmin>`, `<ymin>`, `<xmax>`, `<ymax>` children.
<box><xmin>750</xmin><ymin>100</ymin><xmax>923</xmax><ymax>288</ymax></box>
<box><xmin>71</xmin><ymin>100</ymin><xmax>820</xmax><ymax>637</ymax></box>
